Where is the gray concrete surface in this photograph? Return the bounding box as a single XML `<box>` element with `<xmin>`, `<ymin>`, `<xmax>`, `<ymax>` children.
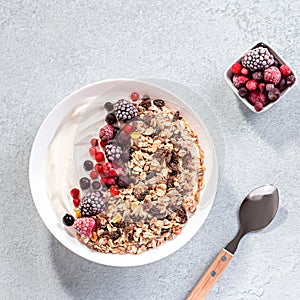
<box><xmin>1</xmin><ymin>1</ymin><xmax>300</xmax><ymax>299</ymax></box>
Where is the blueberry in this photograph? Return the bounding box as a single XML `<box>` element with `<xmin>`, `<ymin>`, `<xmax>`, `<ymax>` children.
<box><xmin>105</xmin><ymin>113</ymin><xmax>117</xmax><ymax>125</ymax></box>
<box><xmin>62</xmin><ymin>214</ymin><xmax>75</xmax><ymax>226</ymax></box>
<box><xmin>286</xmin><ymin>75</ymin><xmax>295</xmax><ymax>86</ymax></box>
<box><xmin>104</xmin><ymin>102</ymin><xmax>114</xmax><ymax>111</ymax></box>
<box><xmin>92</xmin><ymin>181</ymin><xmax>101</xmax><ymax>190</ymax></box>
<box><xmin>80</xmin><ymin>177</ymin><xmax>91</xmax><ymax>190</ymax></box>
<box><xmin>238</xmin><ymin>87</ymin><xmax>248</xmax><ymax>98</ymax></box>
<box><xmin>83</xmin><ymin>160</ymin><xmax>93</xmax><ymax>171</ymax></box>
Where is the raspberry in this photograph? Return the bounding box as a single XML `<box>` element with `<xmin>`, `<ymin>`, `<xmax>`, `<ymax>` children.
<box><xmin>232</xmin><ymin>75</ymin><xmax>249</xmax><ymax>88</ymax></box>
<box><xmin>73</xmin><ymin>198</ymin><xmax>80</xmax><ymax>207</ymax></box>
<box><xmin>73</xmin><ymin>217</ymin><xmax>96</xmax><ymax>238</ymax></box>
<box><xmin>89</xmin><ymin>147</ymin><xmax>97</xmax><ymax>156</ymax></box>
<box><xmin>241</xmin><ymin>68</ymin><xmax>249</xmax><ymax>75</ymax></box>
<box><xmin>130</xmin><ymin>92</ymin><xmax>139</xmax><ymax>101</ymax></box>
<box><xmin>115</xmin><ymin>99</ymin><xmax>138</xmax><ymax>121</ymax></box>
<box><xmin>123</xmin><ymin>124</ymin><xmax>133</xmax><ymax>134</ymax></box>
<box><xmin>264</xmin><ymin>67</ymin><xmax>281</xmax><ymax>85</ymax></box>
<box><xmin>95</xmin><ymin>152</ymin><xmax>105</xmax><ymax>162</ymax></box>
<box><xmin>254</xmin><ymin>102</ymin><xmax>263</xmax><ymax>112</ymax></box>
<box><xmin>231</xmin><ymin>63</ymin><xmax>242</xmax><ymax>74</ymax></box>
<box><xmin>90</xmin><ymin>170</ymin><xmax>98</xmax><ymax>180</ymax></box>
<box><xmin>246</xmin><ymin>80</ymin><xmax>258</xmax><ymax>91</ymax></box>
<box><xmin>110</xmin><ymin>186</ymin><xmax>119</xmax><ymax>196</ymax></box>
<box><xmin>248</xmin><ymin>91</ymin><xmax>267</xmax><ymax>106</ymax></box>
<box><xmin>90</xmin><ymin>138</ymin><xmax>98</xmax><ymax>147</ymax></box>
<box><xmin>80</xmin><ymin>191</ymin><xmax>107</xmax><ymax>217</ymax></box>
<box><xmin>70</xmin><ymin>188</ymin><xmax>80</xmax><ymax>198</ymax></box>
<box><xmin>279</xmin><ymin>65</ymin><xmax>292</xmax><ymax>76</ymax></box>
<box><xmin>99</xmin><ymin>125</ymin><xmax>114</xmax><ymax>142</ymax></box>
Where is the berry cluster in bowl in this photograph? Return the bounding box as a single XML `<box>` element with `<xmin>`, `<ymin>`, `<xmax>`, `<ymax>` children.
<box><xmin>225</xmin><ymin>42</ymin><xmax>296</xmax><ymax>113</ymax></box>
<box><xmin>62</xmin><ymin>92</ymin><xmax>205</xmax><ymax>254</ymax></box>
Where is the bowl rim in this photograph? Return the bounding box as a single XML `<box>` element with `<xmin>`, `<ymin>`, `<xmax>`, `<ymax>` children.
<box><xmin>224</xmin><ymin>41</ymin><xmax>297</xmax><ymax>113</ymax></box>
<box><xmin>29</xmin><ymin>78</ymin><xmax>218</xmax><ymax>266</ymax></box>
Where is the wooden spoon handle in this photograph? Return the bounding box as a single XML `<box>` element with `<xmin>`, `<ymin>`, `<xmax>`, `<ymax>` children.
<box><xmin>186</xmin><ymin>248</ymin><xmax>233</xmax><ymax>300</ymax></box>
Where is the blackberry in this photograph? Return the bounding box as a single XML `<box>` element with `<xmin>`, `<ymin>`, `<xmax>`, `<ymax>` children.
<box><xmin>105</xmin><ymin>144</ymin><xmax>122</xmax><ymax>162</ymax></box>
<box><xmin>242</xmin><ymin>47</ymin><xmax>274</xmax><ymax>71</ymax></box>
<box><xmin>115</xmin><ymin>99</ymin><xmax>138</xmax><ymax>121</ymax></box>
<box><xmin>105</xmin><ymin>113</ymin><xmax>117</xmax><ymax>125</ymax></box>
<box><xmin>80</xmin><ymin>191</ymin><xmax>107</xmax><ymax>217</ymax></box>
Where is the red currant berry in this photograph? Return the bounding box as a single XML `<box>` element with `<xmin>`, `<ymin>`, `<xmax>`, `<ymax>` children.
<box><xmin>130</xmin><ymin>92</ymin><xmax>139</xmax><ymax>101</ymax></box>
<box><xmin>95</xmin><ymin>163</ymin><xmax>103</xmax><ymax>174</ymax></box>
<box><xmin>110</xmin><ymin>186</ymin><xmax>119</xmax><ymax>196</ymax></box>
<box><xmin>89</xmin><ymin>147</ymin><xmax>97</xmax><ymax>156</ymax></box>
<box><xmin>90</xmin><ymin>138</ymin><xmax>98</xmax><ymax>147</ymax></box>
<box><xmin>231</xmin><ymin>63</ymin><xmax>242</xmax><ymax>74</ymax></box>
<box><xmin>241</xmin><ymin>68</ymin><xmax>249</xmax><ymax>75</ymax></box>
<box><xmin>123</xmin><ymin>124</ymin><xmax>133</xmax><ymax>134</ymax></box>
<box><xmin>90</xmin><ymin>170</ymin><xmax>98</xmax><ymax>179</ymax></box>
<box><xmin>70</xmin><ymin>188</ymin><xmax>80</xmax><ymax>198</ymax></box>
<box><xmin>95</xmin><ymin>152</ymin><xmax>105</xmax><ymax>162</ymax></box>
<box><xmin>254</xmin><ymin>102</ymin><xmax>263</xmax><ymax>112</ymax></box>
<box><xmin>73</xmin><ymin>198</ymin><xmax>80</xmax><ymax>207</ymax></box>
<box><xmin>279</xmin><ymin>65</ymin><xmax>292</xmax><ymax>76</ymax></box>
<box><xmin>100</xmin><ymin>140</ymin><xmax>107</xmax><ymax>147</ymax></box>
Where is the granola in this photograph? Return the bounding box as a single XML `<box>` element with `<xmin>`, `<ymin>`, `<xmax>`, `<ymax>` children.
<box><xmin>63</xmin><ymin>95</ymin><xmax>205</xmax><ymax>254</ymax></box>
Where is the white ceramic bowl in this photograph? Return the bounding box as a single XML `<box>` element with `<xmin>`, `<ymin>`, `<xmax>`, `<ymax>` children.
<box><xmin>224</xmin><ymin>42</ymin><xmax>297</xmax><ymax>113</ymax></box>
<box><xmin>29</xmin><ymin>79</ymin><xmax>218</xmax><ymax>266</ymax></box>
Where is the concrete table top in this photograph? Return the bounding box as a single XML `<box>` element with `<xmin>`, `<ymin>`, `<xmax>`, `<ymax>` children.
<box><xmin>1</xmin><ymin>1</ymin><xmax>299</xmax><ymax>299</ymax></box>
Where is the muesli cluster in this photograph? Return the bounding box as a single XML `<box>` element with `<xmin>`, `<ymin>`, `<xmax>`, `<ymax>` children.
<box><xmin>62</xmin><ymin>92</ymin><xmax>205</xmax><ymax>254</ymax></box>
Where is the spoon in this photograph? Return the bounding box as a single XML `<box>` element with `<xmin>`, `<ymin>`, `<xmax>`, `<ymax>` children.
<box><xmin>187</xmin><ymin>184</ymin><xmax>279</xmax><ymax>300</ymax></box>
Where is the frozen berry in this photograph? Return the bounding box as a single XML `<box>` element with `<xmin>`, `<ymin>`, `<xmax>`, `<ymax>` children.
<box><xmin>92</xmin><ymin>181</ymin><xmax>101</xmax><ymax>190</ymax></box>
<box><xmin>101</xmin><ymin>177</ymin><xmax>116</xmax><ymax>186</ymax></box>
<box><xmin>83</xmin><ymin>160</ymin><xmax>93</xmax><ymax>171</ymax></box>
<box><xmin>286</xmin><ymin>75</ymin><xmax>295</xmax><ymax>86</ymax></box>
<box><xmin>231</xmin><ymin>63</ymin><xmax>242</xmax><ymax>74</ymax></box>
<box><xmin>70</xmin><ymin>188</ymin><xmax>80</xmax><ymax>198</ymax></box>
<box><xmin>90</xmin><ymin>170</ymin><xmax>98</xmax><ymax>180</ymax></box>
<box><xmin>279</xmin><ymin>78</ymin><xmax>286</xmax><ymax>91</ymax></box>
<box><xmin>73</xmin><ymin>217</ymin><xmax>96</xmax><ymax>238</ymax></box>
<box><xmin>116</xmin><ymin>176</ymin><xmax>130</xmax><ymax>188</ymax></box>
<box><xmin>100</xmin><ymin>140</ymin><xmax>107</xmax><ymax>147</ymax></box>
<box><xmin>232</xmin><ymin>75</ymin><xmax>249</xmax><ymax>88</ymax></box>
<box><xmin>279</xmin><ymin>65</ymin><xmax>292</xmax><ymax>76</ymax></box>
<box><xmin>89</xmin><ymin>147</ymin><xmax>97</xmax><ymax>157</ymax></box>
<box><xmin>130</xmin><ymin>92</ymin><xmax>139</xmax><ymax>101</ymax></box>
<box><xmin>258</xmin><ymin>83</ymin><xmax>265</xmax><ymax>92</ymax></box>
<box><xmin>110</xmin><ymin>186</ymin><xmax>119</xmax><ymax>196</ymax></box>
<box><xmin>104</xmin><ymin>102</ymin><xmax>114</xmax><ymax>111</ymax></box>
<box><xmin>62</xmin><ymin>213</ymin><xmax>75</xmax><ymax>226</ymax></box>
<box><xmin>248</xmin><ymin>91</ymin><xmax>267</xmax><ymax>106</ymax></box>
<box><xmin>115</xmin><ymin>133</ymin><xmax>130</xmax><ymax>148</ymax></box>
<box><xmin>115</xmin><ymin>99</ymin><xmax>138</xmax><ymax>121</ymax></box>
<box><xmin>246</xmin><ymin>80</ymin><xmax>258</xmax><ymax>91</ymax></box>
<box><xmin>90</xmin><ymin>138</ymin><xmax>98</xmax><ymax>147</ymax></box>
<box><xmin>120</xmin><ymin>152</ymin><xmax>130</xmax><ymax>162</ymax></box>
<box><xmin>79</xmin><ymin>177</ymin><xmax>91</xmax><ymax>190</ymax></box>
<box><xmin>266</xmin><ymin>84</ymin><xmax>275</xmax><ymax>92</ymax></box>
<box><xmin>123</xmin><ymin>124</ymin><xmax>133</xmax><ymax>134</ymax></box>
<box><xmin>241</xmin><ymin>68</ymin><xmax>249</xmax><ymax>75</ymax></box>
<box><xmin>105</xmin><ymin>144</ymin><xmax>122</xmax><ymax>162</ymax></box>
<box><xmin>242</xmin><ymin>47</ymin><xmax>274</xmax><ymax>71</ymax></box>
<box><xmin>113</xmin><ymin>126</ymin><xmax>120</xmax><ymax>136</ymax></box>
<box><xmin>73</xmin><ymin>198</ymin><xmax>80</xmax><ymax>207</ymax></box>
<box><xmin>254</xmin><ymin>102</ymin><xmax>263</xmax><ymax>112</ymax></box>
<box><xmin>238</xmin><ymin>87</ymin><xmax>248</xmax><ymax>98</ymax></box>
<box><xmin>95</xmin><ymin>152</ymin><xmax>105</xmax><ymax>162</ymax></box>
<box><xmin>80</xmin><ymin>191</ymin><xmax>106</xmax><ymax>217</ymax></box>
<box><xmin>264</xmin><ymin>66</ymin><xmax>281</xmax><ymax>85</ymax></box>
<box><xmin>268</xmin><ymin>88</ymin><xmax>280</xmax><ymax>102</ymax></box>
<box><xmin>105</xmin><ymin>113</ymin><xmax>117</xmax><ymax>125</ymax></box>
<box><xmin>273</xmin><ymin>59</ymin><xmax>279</xmax><ymax>67</ymax></box>
<box><xmin>99</xmin><ymin>124</ymin><xmax>114</xmax><ymax>142</ymax></box>
<box><xmin>252</xmin><ymin>71</ymin><xmax>263</xmax><ymax>81</ymax></box>
<box><xmin>95</xmin><ymin>163</ymin><xmax>103</xmax><ymax>174</ymax></box>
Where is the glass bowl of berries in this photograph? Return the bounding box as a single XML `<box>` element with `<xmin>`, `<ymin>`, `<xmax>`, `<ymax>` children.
<box><xmin>225</xmin><ymin>42</ymin><xmax>297</xmax><ymax>113</ymax></box>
